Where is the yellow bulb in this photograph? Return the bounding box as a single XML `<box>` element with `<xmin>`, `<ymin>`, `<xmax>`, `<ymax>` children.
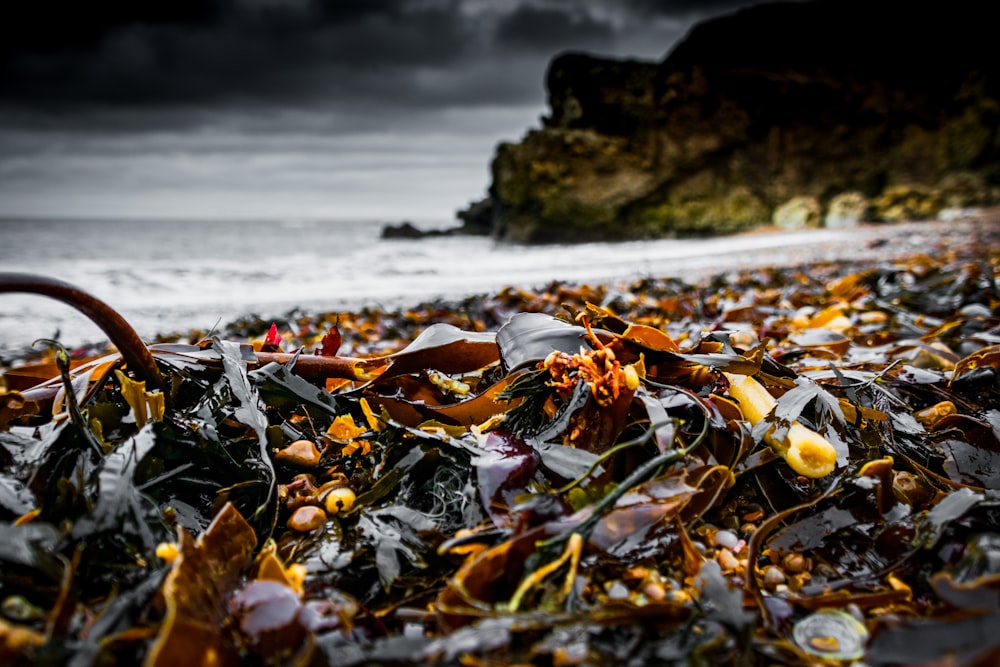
<box><xmin>155</xmin><ymin>542</ymin><xmax>180</xmax><ymax>564</ymax></box>
<box><xmin>324</xmin><ymin>487</ymin><xmax>356</xmax><ymax>515</ymax></box>
<box><xmin>623</xmin><ymin>364</ymin><xmax>640</xmax><ymax>391</ymax></box>
<box><xmin>783</xmin><ymin>424</ymin><xmax>837</xmax><ymax>478</ymax></box>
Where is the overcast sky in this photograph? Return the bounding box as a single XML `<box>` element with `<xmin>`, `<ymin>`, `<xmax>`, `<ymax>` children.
<box><xmin>0</xmin><ymin>0</ymin><xmax>769</xmax><ymax>224</ymax></box>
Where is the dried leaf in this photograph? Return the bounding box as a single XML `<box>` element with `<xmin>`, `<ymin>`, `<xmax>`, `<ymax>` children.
<box><xmin>145</xmin><ymin>502</ymin><xmax>257</xmax><ymax>667</ymax></box>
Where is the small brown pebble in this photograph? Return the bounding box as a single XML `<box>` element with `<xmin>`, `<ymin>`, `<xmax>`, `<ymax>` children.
<box><xmin>717</xmin><ymin>548</ymin><xmax>740</xmax><ymax>572</ymax></box>
<box><xmin>762</xmin><ymin>565</ymin><xmax>786</xmax><ymax>589</ymax></box>
<box><xmin>858</xmin><ymin>311</ymin><xmax>888</xmax><ymax>325</ymax></box>
<box><xmin>643</xmin><ymin>582</ymin><xmax>666</xmax><ymax>601</ymax></box>
<box><xmin>741</xmin><ymin>507</ymin><xmax>765</xmax><ymax>523</ymax></box>
<box><xmin>781</xmin><ymin>553</ymin><xmax>808</xmax><ymax>574</ymax></box>
<box><xmin>287</xmin><ymin>505</ymin><xmax>327</xmax><ymax>532</ymax></box>
<box><xmin>276</xmin><ymin>439</ymin><xmax>322</xmax><ymax>468</ymax></box>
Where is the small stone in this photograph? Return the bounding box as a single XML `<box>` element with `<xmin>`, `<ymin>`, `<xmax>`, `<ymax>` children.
<box><xmin>643</xmin><ymin>582</ymin><xmax>666</xmax><ymax>601</ymax></box>
<box><xmin>762</xmin><ymin>565</ymin><xmax>787</xmax><ymax>589</ymax></box>
<box><xmin>715</xmin><ymin>529</ymin><xmax>740</xmax><ymax>550</ymax></box>
<box><xmin>824</xmin><ymin>191</ymin><xmax>870</xmax><ymax>229</ymax></box>
<box><xmin>858</xmin><ymin>310</ymin><xmax>888</xmax><ymax>325</ymax></box>
<box><xmin>287</xmin><ymin>505</ymin><xmax>327</xmax><ymax>532</ymax></box>
<box><xmin>774</xmin><ymin>196</ymin><xmax>821</xmax><ymax>230</ymax></box>
<box><xmin>276</xmin><ymin>440</ymin><xmax>322</xmax><ymax>468</ymax></box>
<box><xmin>781</xmin><ymin>553</ymin><xmax>809</xmax><ymax>574</ymax></box>
<box><xmin>717</xmin><ymin>548</ymin><xmax>740</xmax><ymax>572</ymax></box>
<box><xmin>740</xmin><ymin>505</ymin><xmax>765</xmax><ymax>522</ymax></box>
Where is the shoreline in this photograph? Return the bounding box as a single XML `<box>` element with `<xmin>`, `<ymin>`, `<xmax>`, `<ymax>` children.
<box><xmin>234</xmin><ymin>211</ymin><xmax>1000</xmax><ymax>358</ymax></box>
<box><xmin>682</xmin><ymin>209</ymin><xmax>997</xmax><ymax>278</ymax></box>
<box><xmin>2</xmin><ymin>211</ymin><xmax>997</xmax><ymax>365</ymax></box>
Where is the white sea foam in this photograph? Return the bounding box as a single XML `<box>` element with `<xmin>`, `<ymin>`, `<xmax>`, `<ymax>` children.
<box><xmin>0</xmin><ymin>216</ymin><xmax>954</xmax><ymax>360</ymax></box>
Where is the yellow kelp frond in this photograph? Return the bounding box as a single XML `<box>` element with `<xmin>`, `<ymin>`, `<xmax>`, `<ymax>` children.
<box><xmin>723</xmin><ymin>372</ymin><xmax>836</xmax><ymax>478</ymax></box>
<box><xmin>115</xmin><ymin>369</ymin><xmax>165</xmax><ymax>429</ymax></box>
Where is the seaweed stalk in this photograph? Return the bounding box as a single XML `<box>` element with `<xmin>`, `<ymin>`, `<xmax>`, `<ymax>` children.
<box><xmin>0</xmin><ymin>272</ymin><xmax>165</xmax><ymax>393</ymax></box>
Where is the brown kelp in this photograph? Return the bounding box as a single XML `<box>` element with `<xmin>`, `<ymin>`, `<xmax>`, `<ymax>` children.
<box><xmin>1</xmin><ymin>230</ymin><xmax>999</xmax><ymax>666</ymax></box>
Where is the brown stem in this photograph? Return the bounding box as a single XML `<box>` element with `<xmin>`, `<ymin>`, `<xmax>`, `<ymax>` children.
<box><xmin>5</xmin><ymin>348</ymin><xmax>386</xmax><ymax>425</ymax></box>
<box><xmin>252</xmin><ymin>351</ymin><xmax>387</xmax><ymax>382</ymax></box>
<box><xmin>0</xmin><ymin>272</ymin><xmax>165</xmax><ymax>393</ymax></box>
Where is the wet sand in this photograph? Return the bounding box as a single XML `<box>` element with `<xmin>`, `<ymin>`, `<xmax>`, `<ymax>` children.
<box><xmin>667</xmin><ymin>209</ymin><xmax>998</xmax><ymax>284</ymax></box>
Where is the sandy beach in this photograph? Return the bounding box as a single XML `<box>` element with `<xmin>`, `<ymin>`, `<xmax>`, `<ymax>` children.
<box><xmin>665</xmin><ymin>209</ymin><xmax>998</xmax><ymax>283</ymax></box>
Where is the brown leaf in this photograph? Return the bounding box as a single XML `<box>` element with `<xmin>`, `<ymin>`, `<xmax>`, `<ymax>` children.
<box><xmin>144</xmin><ymin>503</ymin><xmax>257</xmax><ymax>667</ymax></box>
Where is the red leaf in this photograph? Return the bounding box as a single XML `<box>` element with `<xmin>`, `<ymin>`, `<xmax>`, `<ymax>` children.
<box><xmin>318</xmin><ymin>324</ymin><xmax>342</xmax><ymax>357</ymax></box>
<box><xmin>261</xmin><ymin>323</ymin><xmax>282</xmax><ymax>353</ymax></box>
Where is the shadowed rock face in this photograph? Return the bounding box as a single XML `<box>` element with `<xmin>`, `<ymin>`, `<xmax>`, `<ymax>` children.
<box><xmin>489</xmin><ymin>0</ymin><xmax>1000</xmax><ymax>243</ymax></box>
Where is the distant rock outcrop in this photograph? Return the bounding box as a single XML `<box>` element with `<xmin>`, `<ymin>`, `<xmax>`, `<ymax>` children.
<box><xmin>380</xmin><ymin>221</ymin><xmax>432</xmax><ymax>240</ymax></box>
<box><xmin>488</xmin><ymin>0</ymin><xmax>1000</xmax><ymax>243</ymax></box>
<box><xmin>380</xmin><ymin>198</ymin><xmax>495</xmax><ymax>239</ymax></box>
<box><xmin>454</xmin><ymin>197</ymin><xmax>494</xmax><ymax>235</ymax></box>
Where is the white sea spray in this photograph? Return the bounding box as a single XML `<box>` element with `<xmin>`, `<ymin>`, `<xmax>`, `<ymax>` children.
<box><xmin>0</xmin><ymin>216</ymin><xmax>962</xmax><ymax>359</ymax></box>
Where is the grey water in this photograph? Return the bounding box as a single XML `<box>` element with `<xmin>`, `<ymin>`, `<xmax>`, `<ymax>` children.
<box><xmin>0</xmin><ymin>217</ymin><xmax>857</xmax><ymax>360</ymax></box>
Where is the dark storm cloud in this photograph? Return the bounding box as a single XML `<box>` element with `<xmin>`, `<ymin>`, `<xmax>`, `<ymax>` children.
<box><xmin>0</xmin><ymin>0</ymin><xmax>776</xmax><ymax>133</ymax></box>
<box><xmin>493</xmin><ymin>5</ymin><xmax>615</xmax><ymax>53</ymax></box>
<box><xmin>0</xmin><ymin>0</ymin><xmax>476</xmax><ymax>111</ymax></box>
<box><xmin>0</xmin><ymin>0</ymin><xmax>774</xmax><ymax>117</ymax></box>
<box><xmin>620</xmin><ymin>0</ymin><xmax>775</xmax><ymax>17</ymax></box>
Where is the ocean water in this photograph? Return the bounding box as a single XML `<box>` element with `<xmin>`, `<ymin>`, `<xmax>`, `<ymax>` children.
<box><xmin>0</xmin><ymin>216</ymin><xmax>913</xmax><ymax>360</ymax></box>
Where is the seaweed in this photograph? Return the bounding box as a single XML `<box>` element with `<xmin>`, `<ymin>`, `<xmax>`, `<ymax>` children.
<box><xmin>1</xmin><ymin>226</ymin><xmax>999</xmax><ymax>666</ymax></box>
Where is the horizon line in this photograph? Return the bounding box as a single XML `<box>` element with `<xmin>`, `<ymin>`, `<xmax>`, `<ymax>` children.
<box><xmin>0</xmin><ymin>213</ymin><xmax>459</xmax><ymax>226</ymax></box>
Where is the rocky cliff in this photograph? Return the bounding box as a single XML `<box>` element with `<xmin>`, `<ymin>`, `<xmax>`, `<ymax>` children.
<box><xmin>489</xmin><ymin>0</ymin><xmax>1000</xmax><ymax>243</ymax></box>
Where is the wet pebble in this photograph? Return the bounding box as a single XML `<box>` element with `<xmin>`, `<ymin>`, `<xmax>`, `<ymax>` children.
<box><xmin>762</xmin><ymin>565</ymin><xmax>786</xmax><ymax>589</ymax></box>
<box><xmin>781</xmin><ymin>553</ymin><xmax>809</xmax><ymax>574</ymax></box>
<box><xmin>276</xmin><ymin>440</ymin><xmax>322</xmax><ymax>468</ymax></box>
<box><xmin>287</xmin><ymin>505</ymin><xmax>327</xmax><ymax>532</ymax></box>
<box><xmin>717</xmin><ymin>548</ymin><xmax>740</xmax><ymax>571</ymax></box>
<box><xmin>715</xmin><ymin>529</ymin><xmax>740</xmax><ymax>550</ymax></box>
